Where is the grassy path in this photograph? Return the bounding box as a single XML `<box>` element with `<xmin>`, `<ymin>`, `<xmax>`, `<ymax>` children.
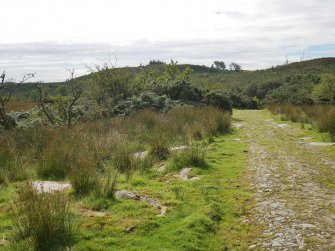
<box><xmin>234</xmin><ymin>109</ymin><xmax>335</xmax><ymax>250</ymax></box>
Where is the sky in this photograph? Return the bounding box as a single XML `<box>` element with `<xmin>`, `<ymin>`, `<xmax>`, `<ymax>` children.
<box><xmin>1</xmin><ymin>0</ymin><xmax>335</xmax><ymax>82</ymax></box>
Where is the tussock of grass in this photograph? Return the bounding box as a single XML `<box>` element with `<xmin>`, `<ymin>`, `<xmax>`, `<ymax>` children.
<box><xmin>12</xmin><ymin>182</ymin><xmax>79</xmax><ymax>251</ymax></box>
<box><xmin>170</xmin><ymin>146</ymin><xmax>208</xmax><ymax>170</ymax></box>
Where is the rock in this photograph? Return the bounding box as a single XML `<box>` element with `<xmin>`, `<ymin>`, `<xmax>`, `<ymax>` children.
<box><xmin>232</xmin><ymin>138</ymin><xmax>243</xmax><ymax>142</ymax></box>
<box><xmin>301</xmin><ymin>223</ymin><xmax>316</xmax><ymax>229</ymax></box>
<box><xmin>116</xmin><ymin>190</ymin><xmax>166</xmax><ymax>216</ymax></box>
<box><xmin>276</xmin><ymin>123</ymin><xmax>288</xmax><ymax>128</ymax></box>
<box><xmin>299</xmin><ymin>137</ymin><xmax>312</xmax><ymax>141</ymax></box>
<box><xmin>170</xmin><ymin>145</ymin><xmax>189</xmax><ymax>151</ymax></box>
<box><xmin>157</xmin><ymin>164</ymin><xmax>167</xmax><ymax>173</ymax></box>
<box><xmin>271</xmin><ymin>240</ymin><xmax>281</xmax><ymax>247</ymax></box>
<box><xmin>248</xmin><ymin>244</ymin><xmax>257</xmax><ymax>249</ymax></box>
<box><xmin>308</xmin><ymin>142</ymin><xmax>335</xmax><ymax>147</ymax></box>
<box><xmin>115</xmin><ymin>190</ymin><xmax>140</xmax><ymax>200</ymax></box>
<box><xmin>189</xmin><ymin>176</ymin><xmax>200</xmax><ymax>181</ymax></box>
<box><xmin>125</xmin><ymin>226</ymin><xmax>137</xmax><ymax>233</ymax></box>
<box><xmin>232</xmin><ymin>123</ymin><xmax>245</xmax><ymax>129</ymax></box>
<box><xmin>174</xmin><ymin>168</ymin><xmax>192</xmax><ymax>180</ymax></box>
<box><xmin>133</xmin><ymin>151</ymin><xmax>148</xmax><ymax>159</ymax></box>
<box><xmin>32</xmin><ymin>181</ymin><xmax>71</xmax><ymax>193</ymax></box>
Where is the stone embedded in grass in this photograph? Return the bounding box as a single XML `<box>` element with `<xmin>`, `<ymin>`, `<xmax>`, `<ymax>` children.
<box><xmin>275</xmin><ymin>123</ymin><xmax>288</xmax><ymax>128</ymax></box>
<box><xmin>174</xmin><ymin>168</ymin><xmax>200</xmax><ymax>181</ymax></box>
<box><xmin>115</xmin><ymin>190</ymin><xmax>140</xmax><ymax>200</ymax></box>
<box><xmin>299</xmin><ymin>137</ymin><xmax>312</xmax><ymax>141</ymax></box>
<box><xmin>157</xmin><ymin>164</ymin><xmax>167</xmax><ymax>173</ymax></box>
<box><xmin>174</xmin><ymin>168</ymin><xmax>192</xmax><ymax>180</ymax></box>
<box><xmin>308</xmin><ymin>142</ymin><xmax>335</xmax><ymax>147</ymax></box>
<box><xmin>32</xmin><ymin>181</ymin><xmax>71</xmax><ymax>193</ymax></box>
<box><xmin>133</xmin><ymin>151</ymin><xmax>149</xmax><ymax>160</ymax></box>
<box><xmin>301</xmin><ymin>223</ymin><xmax>316</xmax><ymax>229</ymax></box>
<box><xmin>232</xmin><ymin>123</ymin><xmax>245</xmax><ymax>129</ymax></box>
<box><xmin>115</xmin><ymin>190</ymin><xmax>166</xmax><ymax>216</ymax></box>
<box><xmin>170</xmin><ymin>145</ymin><xmax>189</xmax><ymax>151</ymax></box>
<box><xmin>133</xmin><ymin>146</ymin><xmax>189</xmax><ymax>160</ymax></box>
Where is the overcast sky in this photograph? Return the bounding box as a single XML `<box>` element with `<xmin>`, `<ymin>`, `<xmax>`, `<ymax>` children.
<box><xmin>1</xmin><ymin>0</ymin><xmax>335</xmax><ymax>81</ymax></box>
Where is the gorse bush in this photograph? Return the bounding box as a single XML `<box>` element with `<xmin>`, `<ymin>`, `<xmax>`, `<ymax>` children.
<box><xmin>12</xmin><ymin>182</ymin><xmax>79</xmax><ymax>251</ymax></box>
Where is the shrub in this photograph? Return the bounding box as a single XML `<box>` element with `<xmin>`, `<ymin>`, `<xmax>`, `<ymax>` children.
<box><xmin>12</xmin><ymin>182</ymin><xmax>79</xmax><ymax>251</ymax></box>
<box><xmin>203</xmin><ymin>91</ymin><xmax>232</xmax><ymax>114</ymax></box>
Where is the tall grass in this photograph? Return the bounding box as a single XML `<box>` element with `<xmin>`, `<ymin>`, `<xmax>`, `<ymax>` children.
<box><xmin>268</xmin><ymin>104</ymin><xmax>335</xmax><ymax>141</ymax></box>
<box><xmin>170</xmin><ymin>145</ymin><xmax>208</xmax><ymax>170</ymax></box>
<box><xmin>12</xmin><ymin>182</ymin><xmax>79</xmax><ymax>250</ymax></box>
<box><xmin>1</xmin><ymin>107</ymin><xmax>230</xmax><ymax>185</ymax></box>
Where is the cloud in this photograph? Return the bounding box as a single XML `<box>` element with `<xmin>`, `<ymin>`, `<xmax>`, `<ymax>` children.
<box><xmin>0</xmin><ymin>0</ymin><xmax>334</xmax><ymax>81</ymax></box>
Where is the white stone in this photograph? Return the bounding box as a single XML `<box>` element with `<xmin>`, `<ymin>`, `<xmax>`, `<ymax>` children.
<box><xmin>32</xmin><ymin>181</ymin><xmax>71</xmax><ymax>193</ymax></box>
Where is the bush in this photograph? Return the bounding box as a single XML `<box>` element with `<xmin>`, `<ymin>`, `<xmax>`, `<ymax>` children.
<box><xmin>203</xmin><ymin>91</ymin><xmax>232</xmax><ymax>113</ymax></box>
<box><xmin>12</xmin><ymin>182</ymin><xmax>79</xmax><ymax>251</ymax></box>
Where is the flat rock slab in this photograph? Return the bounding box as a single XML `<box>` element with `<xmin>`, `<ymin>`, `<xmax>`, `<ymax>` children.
<box><xmin>274</xmin><ymin>123</ymin><xmax>288</xmax><ymax>128</ymax></box>
<box><xmin>308</xmin><ymin>142</ymin><xmax>335</xmax><ymax>147</ymax></box>
<box><xmin>157</xmin><ymin>164</ymin><xmax>167</xmax><ymax>173</ymax></box>
<box><xmin>133</xmin><ymin>146</ymin><xmax>189</xmax><ymax>159</ymax></box>
<box><xmin>174</xmin><ymin>168</ymin><xmax>200</xmax><ymax>181</ymax></box>
<box><xmin>32</xmin><ymin>181</ymin><xmax>71</xmax><ymax>193</ymax></box>
<box><xmin>115</xmin><ymin>190</ymin><xmax>166</xmax><ymax>216</ymax></box>
<box><xmin>232</xmin><ymin>123</ymin><xmax>245</xmax><ymax>129</ymax></box>
<box><xmin>170</xmin><ymin>145</ymin><xmax>189</xmax><ymax>151</ymax></box>
<box><xmin>174</xmin><ymin>168</ymin><xmax>192</xmax><ymax>180</ymax></box>
<box><xmin>133</xmin><ymin>151</ymin><xmax>149</xmax><ymax>159</ymax></box>
<box><xmin>299</xmin><ymin>137</ymin><xmax>312</xmax><ymax>141</ymax></box>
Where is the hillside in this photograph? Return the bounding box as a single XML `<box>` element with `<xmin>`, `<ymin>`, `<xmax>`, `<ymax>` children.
<box><xmin>8</xmin><ymin>57</ymin><xmax>335</xmax><ymax>107</ymax></box>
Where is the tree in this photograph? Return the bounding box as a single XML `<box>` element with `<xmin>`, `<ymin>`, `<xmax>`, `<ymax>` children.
<box><xmin>229</xmin><ymin>63</ymin><xmax>242</xmax><ymax>72</ymax></box>
<box><xmin>64</xmin><ymin>69</ymin><xmax>83</xmax><ymax>127</ymax></box>
<box><xmin>0</xmin><ymin>71</ymin><xmax>35</xmax><ymax>129</ymax></box>
<box><xmin>35</xmin><ymin>82</ymin><xmax>56</xmax><ymax>125</ymax></box>
<box><xmin>87</xmin><ymin>56</ymin><xmax>131</xmax><ymax>107</ymax></box>
<box><xmin>213</xmin><ymin>61</ymin><xmax>226</xmax><ymax>70</ymax></box>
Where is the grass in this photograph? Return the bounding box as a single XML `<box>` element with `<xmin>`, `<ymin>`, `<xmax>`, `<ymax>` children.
<box><xmin>0</xmin><ymin>107</ymin><xmax>264</xmax><ymax>250</ymax></box>
<box><xmin>169</xmin><ymin>145</ymin><xmax>208</xmax><ymax>170</ymax></box>
<box><xmin>268</xmin><ymin>104</ymin><xmax>335</xmax><ymax>141</ymax></box>
<box><xmin>11</xmin><ymin>182</ymin><xmax>79</xmax><ymax>250</ymax></box>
